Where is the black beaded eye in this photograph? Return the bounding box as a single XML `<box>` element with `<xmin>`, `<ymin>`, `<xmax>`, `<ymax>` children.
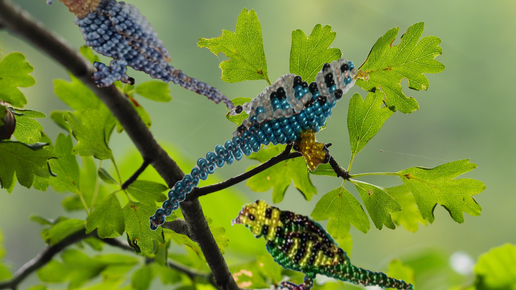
<box><xmin>270</xmin><ymin>92</ymin><xmax>278</xmax><ymax>100</ymax></box>
<box><xmin>265</xmin><ymin>208</ymin><xmax>272</xmax><ymax>218</ymax></box>
<box><xmin>248</xmin><ymin>213</ymin><xmax>255</xmax><ymax>221</ymax></box>
<box><xmin>237</xmin><ymin>125</ymin><xmax>246</xmax><ymax>133</ymax></box>
<box><xmin>324</xmin><ymin>73</ymin><xmax>335</xmax><ymax>87</ymax></box>
<box><xmin>293</xmin><ymin>144</ymin><xmax>300</xmax><ymax>151</ymax></box>
<box><xmin>340</xmin><ymin>63</ymin><xmax>349</xmax><ymax>72</ymax></box>
<box><xmin>322</xmin><ymin>63</ymin><xmax>330</xmax><ymax>71</ymax></box>
<box><xmin>235</xmin><ymin>105</ymin><xmax>243</xmax><ymax>114</ymax></box>
<box><xmin>301</xmin><ymin>81</ymin><xmax>308</xmax><ymax>88</ymax></box>
<box><xmin>335</xmin><ymin>89</ymin><xmax>343</xmax><ymax>100</ymax></box>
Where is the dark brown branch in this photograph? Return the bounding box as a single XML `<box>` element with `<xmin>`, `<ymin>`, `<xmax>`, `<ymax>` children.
<box><xmin>192</xmin><ymin>145</ymin><xmax>302</xmax><ymax>198</ymax></box>
<box><xmin>328</xmin><ymin>155</ymin><xmax>350</xmax><ymax>179</ymax></box>
<box><xmin>161</xmin><ymin>219</ymin><xmax>195</xmax><ymax>240</ymax></box>
<box><xmin>0</xmin><ymin>1</ymin><xmax>237</xmax><ymax>289</ymax></box>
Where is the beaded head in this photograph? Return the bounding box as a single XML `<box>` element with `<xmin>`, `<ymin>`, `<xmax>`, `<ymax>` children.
<box><xmin>232</xmin><ymin>200</ymin><xmax>283</xmax><ymax>239</ymax></box>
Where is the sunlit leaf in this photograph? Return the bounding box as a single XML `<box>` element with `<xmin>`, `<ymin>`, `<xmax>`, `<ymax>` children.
<box><xmin>290</xmin><ymin>24</ymin><xmax>341</xmax><ymax>83</ymax></box>
<box><xmin>0</xmin><ymin>53</ymin><xmax>35</xmax><ymax>107</ymax></box>
<box><xmin>124</xmin><ymin>201</ymin><xmax>165</xmax><ymax>255</ymax></box>
<box><xmin>387</xmin><ymin>185</ymin><xmax>427</xmax><ymax>232</ymax></box>
<box><xmin>86</xmin><ymin>193</ymin><xmax>125</xmax><ymax>238</ymax></box>
<box><xmin>198</xmin><ymin>8</ymin><xmax>269</xmax><ymax>83</ymax></box>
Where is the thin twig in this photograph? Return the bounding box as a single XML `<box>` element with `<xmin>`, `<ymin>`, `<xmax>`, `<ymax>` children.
<box><xmin>0</xmin><ymin>230</ymin><xmax>96</xmax><ymax>290</ymax></box>
<box><xmin>121</xmin><ymin>158</ymin><xmax>151</xmax><ymax>189</ymax></box>
<box><xmin>193</xmin><ymin>145</ymin><xmax>302</xmax><ymax>198</ymax></box>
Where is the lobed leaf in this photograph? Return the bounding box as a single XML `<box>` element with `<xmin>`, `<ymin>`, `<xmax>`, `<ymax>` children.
<box><xmin>0</xmin><ymin>53</ymin><xmax>35</xmax><ymax>107</ymax></box>
<box><xmin>290</xmin><ymin>24</ymin><xmax>341</xmax><ymax>83</ymax></box>
<box><xmin>12</xmin><ymin>108</ymin><xmax>46</xmax><ymax>144</ymax></box>
<box><xmin>310</xmin><ymin>163</ymin><xmax>337</xmax><ymax>177</ymax></box>
<box><xmin>247</xmin><ymin>145</ymin><xmax>316</xmax><ymax>203</ymax></box>
<box><xmin>124</xmin><ymin>201</ymin><xmax>165</xmax><ymax>255</ymax></box>
<box><xmin>44</xmin><ymin>218</ymin><xmax>85</xmax><ymax>245</ymax></box>
<box><xmin>86</xmin><ymin>193</ymin><xmax>125</xmax><ymax>238</ymax></box>
<box><xmin>311</xmin><ymin>187</ymin><xmax>369</xmax><ymax>237</ymax></box>
<box><xmin>387</xmin><ymin>260</ymin><xmax>415</xmax><ymax>285</ymax></box>
<box><xmin>53</xmin><ymin>73</ymin><xmax>100</xmax><ymax>111</ymax></box>
<box><xmin>398</xmin><ymin>159</ymin><xmax>485</xmax><ymax>223</ymax></box>
<box><xmin>348</xmin><ymin>91</ymin><xmax>393</xmax><ymax>155</ymax></box>
<box><xmin>198</xmin><ymin>8</ymin><xmax>269</xmax><ymax>84</ymax></box>
<box><xmin>0</xmin><ymin>141</ymin><xmax>54</xmax><ymax>192</ymax></box>
<box><xmin>356</xmin><ymin>22</ymin><xmax>445</xmax><ymax>113</ymax></box>
<box><xmin>65</xmin><ymin>109</ymin><xmax>114</xmax><ymax>160</ymax></box>
<box><xmin>353</xmin><ymin>180</ymin><xmax>401</xmax><ymax>230</ymax></box>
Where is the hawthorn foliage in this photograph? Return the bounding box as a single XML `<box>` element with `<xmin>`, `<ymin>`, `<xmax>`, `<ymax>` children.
<box><xmin>0</xmin><ymin>3</ymin><xmax>510</xmax><ymax>290</ymax></box>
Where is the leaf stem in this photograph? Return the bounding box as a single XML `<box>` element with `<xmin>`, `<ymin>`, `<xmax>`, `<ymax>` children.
<box><xmin>349</xmin><ymin>171</ymin><xmax>400</xmax><ymax>178</ymax></box>
<box><xmin>90</xmin><ymin>159</ymin><xmax>103</xmax><ymax>211</ymax></box>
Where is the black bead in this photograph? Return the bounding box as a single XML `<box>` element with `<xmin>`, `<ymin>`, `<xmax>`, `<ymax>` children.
<box><xmin>265</xmin><ymin>208</ymin><xmax>272</xmax><ymax>219</ymax></box>
<box><xmin>270</xmin><ymin>92</ymin><xmax>278</xmax><ymax>100</ymax></box>
<box><xmin>293</xmin><ymin>76</ymin><xmax>302</xmax><ymax>87</ymax></box>
<box><xmin>309</xmin><ymin>82</ymin><xmax>318</xmax><ymax>94</ymax></box>
<box><xmin>237</xmin><ymin>125</ymin><xmax>246</xmax><ymax>133</ymax></box>
<box><xmin>293</xmin><ymin>144</ymin><xmax>300</xmax><ymax>151</ymax></box>
<box><xmin>318</xmin><ymin>96</ymin><xmax>327</xmax><ymax>106</ymax></box>
<box><xmin>305</xmin><ymin>99</ymin><xmax>314</xmax><ymax>108</ymax></box>
<box><xmin>324</xmin><ymin>73</ymin><xmax>335</xmax><ymax>88</ymax></box>
<box><xmin>322</xmin><ymin>63</ymin><xmax>330</xmax><ymax>71</ymax></box>
<box><xmin>248</xmin><ymin>214</ymin><xmax>255</xmax><ymax>221</ymax></box>
<box><xmin>235</xmin><ymin>105</ymin><xmax>243</xmax><ymax>114</ymax></box>
<box><xmin>277</xmin><ymin>87</ymin><xmax>286</xmax><ymax>99</ymax></box>
<box><xmin>335</xmin><ymin>89</ymin><xmax>343</xmax><ymax>100</ymax></box>
<box><xmin>262</xmin><ymin>225</ymin><xmax>269</xmax><ymax>236</ymax></box>
<box><xmin>301</xmin><ymin>81</ymin><xmax>308</xmax><ymax>88</ymax></box>
<box><xmin>340</xmin><ymin>63</ymin><xmax>349</xmax><ymax>72</ymax></box>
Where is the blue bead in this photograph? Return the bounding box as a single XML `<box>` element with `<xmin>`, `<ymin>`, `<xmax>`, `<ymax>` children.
<box><xmin>256</xmin><ymin>106</ymin><xmax>265</xmax><ymax>114</ymax></box>
<box><xmin>206</xmin><ymin>151</ymin><xmax>221</xmax><ymax>170</ymax></box>
<box><xmin>329</xmin><ymin>85</ymin><xmax>336</xmax><ymax>93</ymax></box>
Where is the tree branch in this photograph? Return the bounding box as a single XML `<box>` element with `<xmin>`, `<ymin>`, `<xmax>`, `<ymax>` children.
<box><xmin>0</xmin><ymin>230</ymin><xmax>96</xmax><ymax>290</ymax></box>
<box><xmin>192</xmin><ymin>145</ymin><xmax>302</xmax><ymax>198</ymax></box>
<box><xmin>0</xmin><ymin>1</ymin><xmax>237</xmax><ymax>289</ymax></box>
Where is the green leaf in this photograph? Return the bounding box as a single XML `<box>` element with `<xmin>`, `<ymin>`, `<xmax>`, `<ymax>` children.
<box><xmin>115</xmin><ymin>97</ymin><xmax>151</xmax><ymax>132</ymax></box>
<box><xmin>247</xmin><ymin>145</ymin><xmax>316</xmax><ymax>203</ymax></box>
<box><xmin>230</xmin><ymin>262</ymin><xmax>268</xmax><ymax>289</ymax></box>
<box><xmin>98</xmin><ymin>168</ymin><xmax>117</xmax><ymax>184</ymax></box>
<box><xmin>44</xmin><ymin>218</ymin><xmax>85</xmax><ymax>245</ymax></box>
<box><xmin>310</xmin><ymin>163</ymin><xmax>337</xmax><ymax>177</ymax></box>
<box><xmin>256</xmin><ymin>254</ymin><xmax>284</xmax><ymax>284</ymax></box>
<box><xmin>50</xmin><ymin>110</ymin><xmax>72</xmax><ymax>132</ymax></box>
<box><xmin>79</xmin><ymin>46</ymin><xmax>101</xmax><ymax>64</ymax></box>
<box><xmin>356</xmin><ymin>22</ymin><xmax>445</xmax><ymax>113</ymax></box>
<box><xmin>37</xmin><ymin>260</ymin><xmax>70</xmax><ymax>283</ymax></box>
<box><xmin>0</xmin><ymin>53</ymin><xmax>35</xmax><ymax>107</ymax></box>
<box><xmin>311</xmin><ymin>187</ymin><xmax>370</xmax><ymax>237</ymax></box>
<box><xmin>12</xmin><ymin>111</ymin><xmax>44</xmax><ymax>144</ymax></box>
<box><xmin>206</xmin><ymin>216</ymin><xmax>229</xmax><ymax>254</ymax></box>
<box><xmin>398</xmin><ymin>159</ymin><xmax>484</xmax><ymax>223</ymax></box>
<box><xmin>135</xmin><ymin>81</ymin><xmax>172</xmax><ymax>102</ymax></box>
<box><xmin>30</xmin><ymin>214</ymin><xmax>54</xmax><ymax>226</ymax></box>
<box><xmin>226</xmin><ymin>97</ymin><xmax>251</xmax><ymax>125</ymax></box>
<box><xmin>198</xmin><ymin>8</ymin><xmax>269</xmax><ymax>83</ymax></box>
<box><xmin>353</xmin><ymin>180</ymin><xmax>401</xmax><ymax>230</ymax></box>
<box><xmin>0</xmin><ymin>141</ymin><xmax>54</xmax><ymax>192</ymax></box>
<box><xmin>474</xmin><ymin>243</ymin><xmax>516</xmax><ymax>289</ymax></box>
<box><xmin>48</xmin><ymin>133</ymin><xmax>81</xmax><ymax>193</ymax></box>
<box><xmin>53</xmin><ymin>73</ymin><xmax>100</xmax><ymax>111</ymax></box>
<box><xmin>290</xmin><ymin>24</ymin><xmax>341</xmax><ymax>83</ymax></box>
<box><xmin>86</xmin><ymin>193</ymin><xmax>125</xmax><ymax>238</ymax></box>
<box><xmin>348</xmin><ymin>91</ymin><xmax>393</xmax><ymax>155</ymax></box>
<box><xmin>387</xmin><ymin>184</ymin><xmax>427</xmax><ymax>232</ymax></box>
<box><xmin>124</xmin><ymin>201</ymin><xmax>165</xmax><ymax>255</ymax></box>
<box><xmin>65</xmin><ymin>110</ymin><xmax>114</xmax><ymax>160</ymax></box>
<box><xmin>387</xmin><ymin>260</ymin><xmax>415</xmax><ymax>285</ymax></box>
<box><xmin>131</xmin><ymin>265</ymin><xmax>153</xmax><ymax>290</ymax></box>
<box><xmin>126</xmin><ymin>180</ymin><xmax>168</xmax><ymax>204</ymax></box>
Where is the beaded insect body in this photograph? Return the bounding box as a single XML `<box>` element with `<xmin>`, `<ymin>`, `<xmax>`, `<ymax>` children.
<box><xmin>149</xmin><ymin>58</ymin><xmax>357</xmax><ymax>230</ymax></box>
<box><xmin>233</xmin><ymin>200</ymin><xmax>414</xmax><ymax>290</ymax></box>
<box><xmin>55</xmin><ymin>0</ymin><xmax>234</xmax><ymax>108</ymax></box>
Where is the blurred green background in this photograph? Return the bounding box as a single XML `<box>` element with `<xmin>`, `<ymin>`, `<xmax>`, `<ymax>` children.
<box><xmin>0</xmin><ymin>0</ymin><xmax>514</xmax><ymax>289</ymax></box>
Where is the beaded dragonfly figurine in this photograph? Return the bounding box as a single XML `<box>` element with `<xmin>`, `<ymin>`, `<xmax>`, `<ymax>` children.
<box><xmin>53</xmin><ymin>0</ymin><xmax>234</xmax><ymax>108</ymax></box>
<box><xmin>149</xmin><ymin>58</ymin><xmax>357</xmax><ymax>229</ymax></box>
<box><xmin>233</xmin><ymin>200</ymin><xmax>414</xmax><ymax>290</ymax></box>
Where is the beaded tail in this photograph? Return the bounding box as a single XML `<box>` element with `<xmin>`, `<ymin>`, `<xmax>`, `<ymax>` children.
<box><xmin>61</xmin><ymin>0</ymin><xmax>234</xmax><ymax>108</ymax></box>
<box><xmin>340</xmin><ymin>264</ymin><xmax>414</xmax><ymax>290</ymax></box>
